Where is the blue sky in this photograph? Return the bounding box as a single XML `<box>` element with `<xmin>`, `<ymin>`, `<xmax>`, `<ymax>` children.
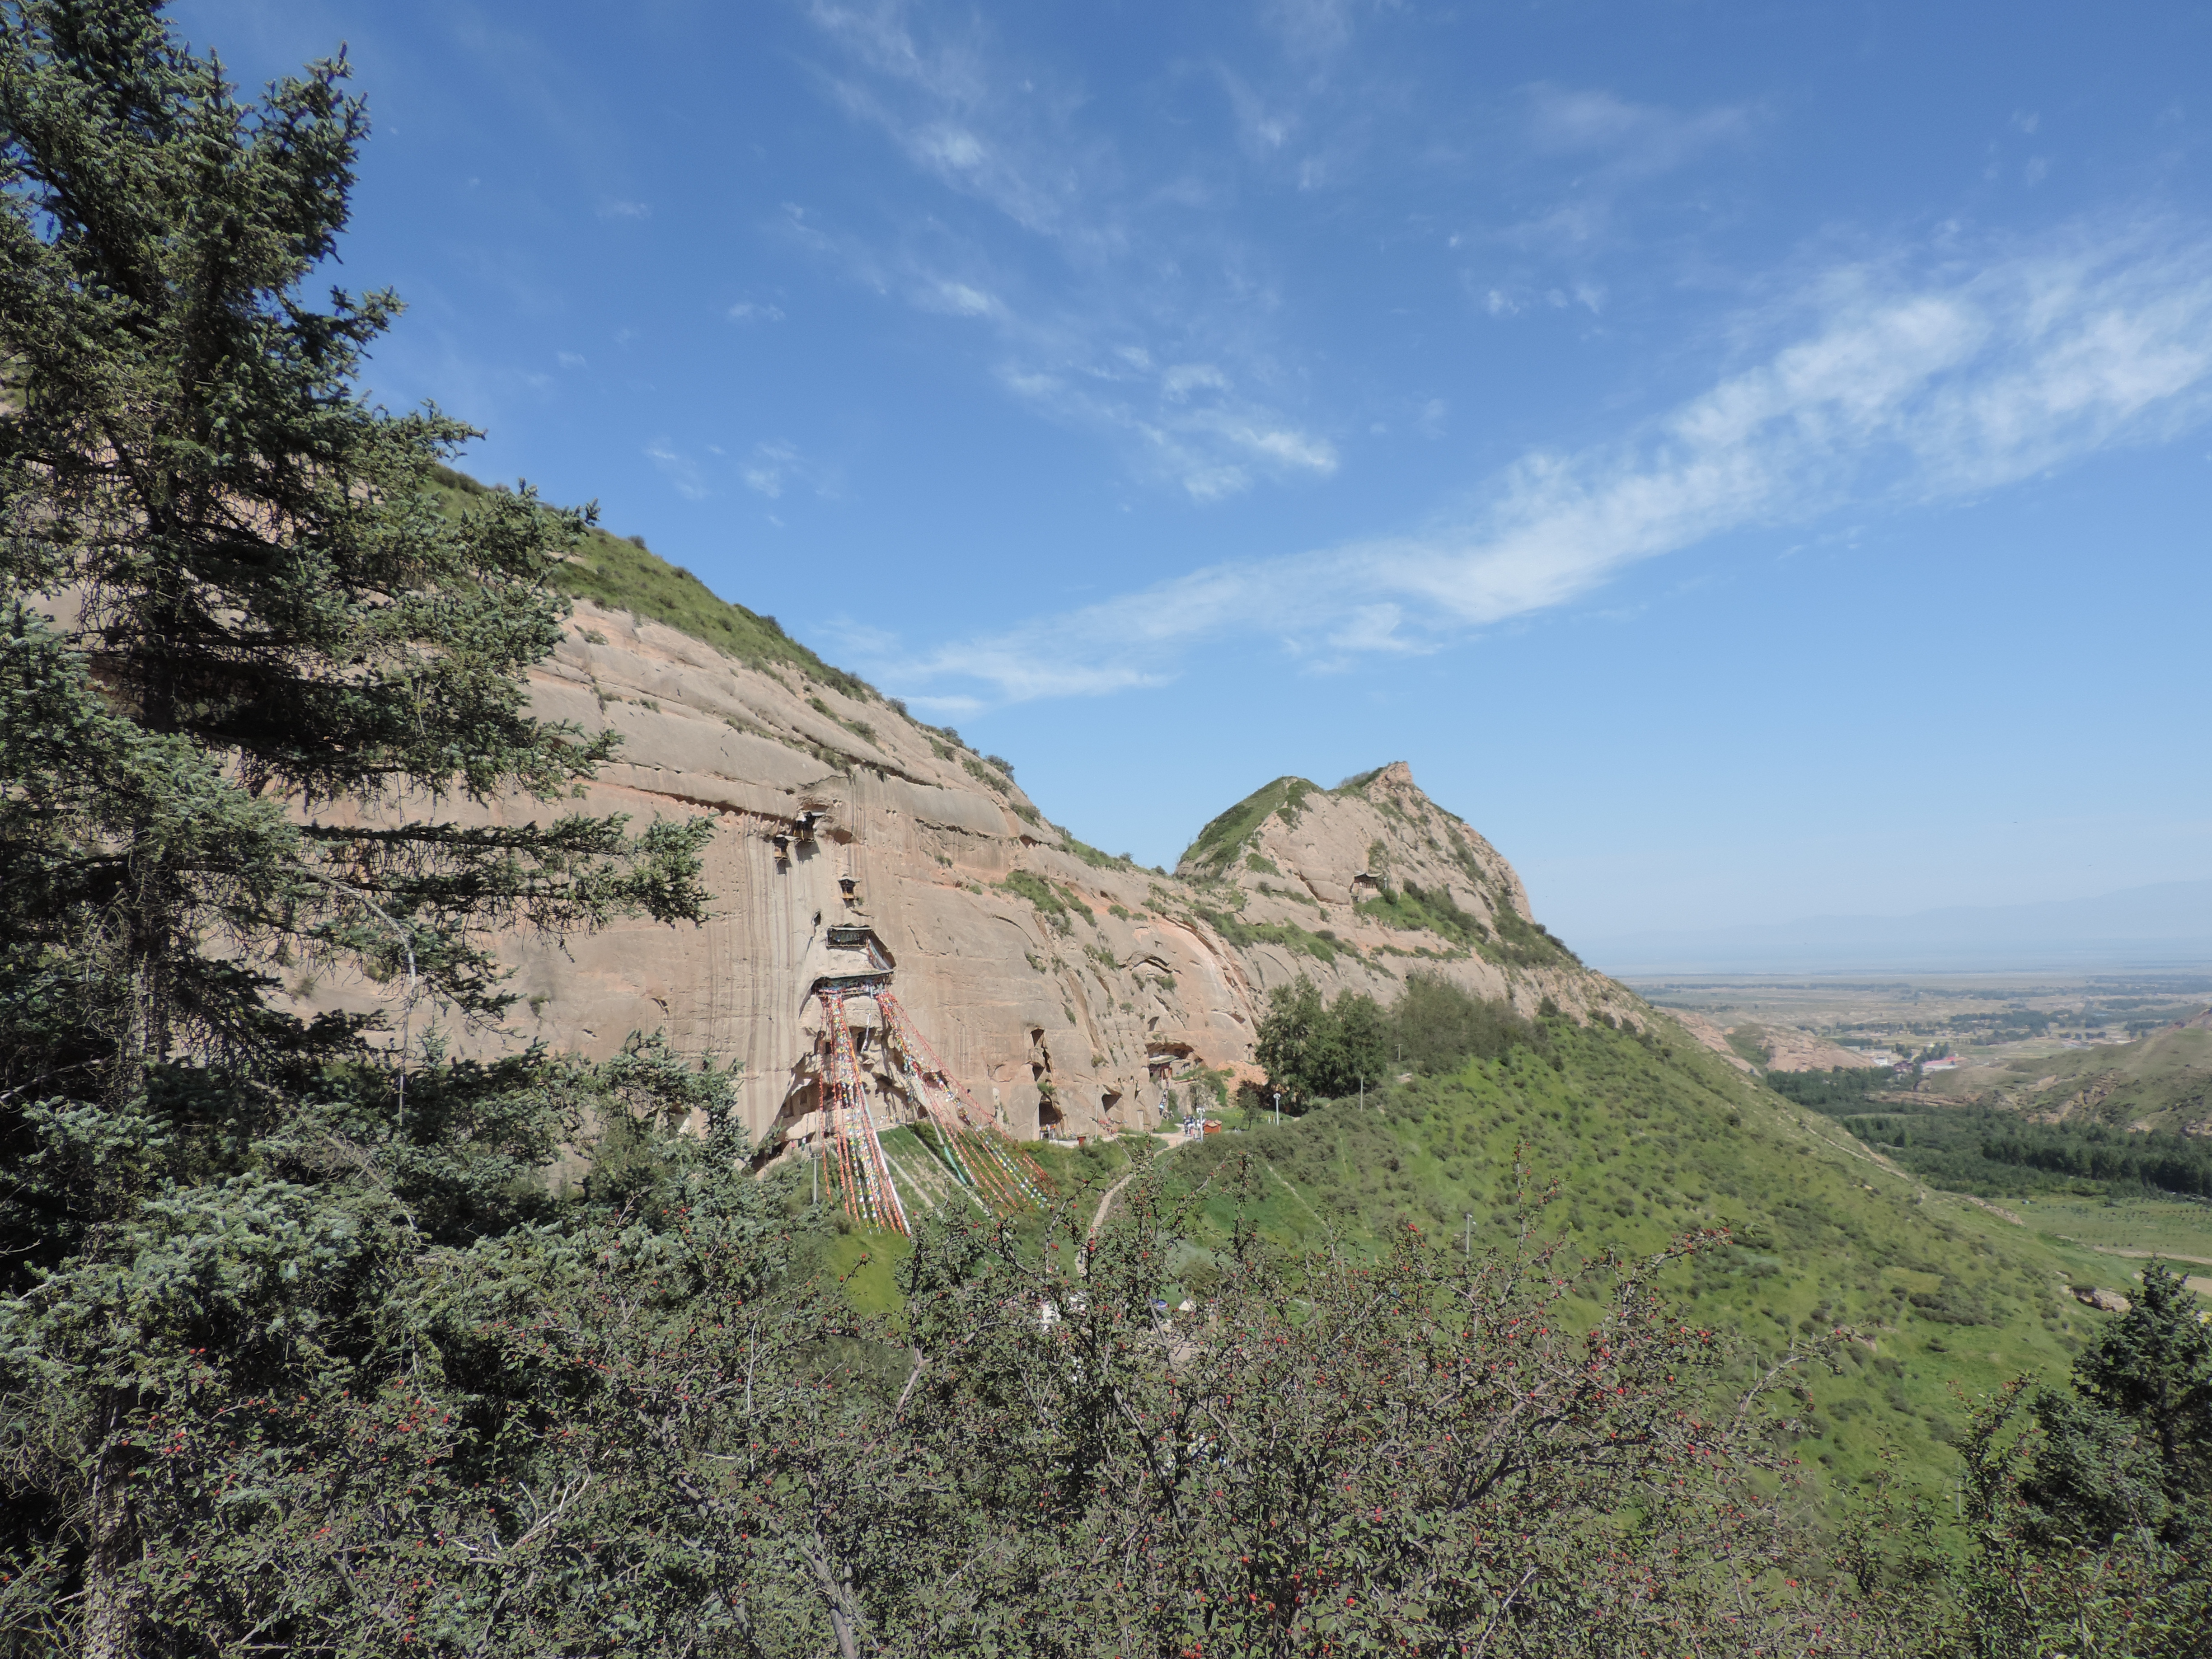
<box><xmin>178</xmin><ymin>0</ymin><xmax>2212</xmax><ymax>956</ymax></box>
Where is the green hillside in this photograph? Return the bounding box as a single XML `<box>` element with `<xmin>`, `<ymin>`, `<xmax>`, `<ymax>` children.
<box><xmin>1178</xmin><ymin>774</ymin><xmax>1322</xmax><ymax>874</ymax></box>
<box><xmin>429</xmin><ymin>474</ymin><xmax>2127</xmax><ymax>1509</ymax></box>
<box><xmin>1923</xmin><ymin>1016</ymin><xmax>2212</xmax><ymax>1133</ymax></box>
<box><xmin>427</xmin><ymin>464</ymin><xmax>876</xmax><ymax>699</ymax></box>
<box><xmin>841</xmin><ymin>1016</ymin><xmax>2106</xmax><ymax>1507</ymax></box>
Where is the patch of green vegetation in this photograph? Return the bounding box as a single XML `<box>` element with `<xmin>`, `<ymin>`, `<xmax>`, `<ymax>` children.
<box><xmin>1727</xmin><ymin>1023</ymin><xmax>1773</xmax><ymax>1067</ymax></box>
<box><xmin>429</xmin><ymin>465</ymin><xmax>875</xmax><ymax>699</ymax></box>
<box><xmin>1245</xmin><ymin>852</ymin><xmax>1281</xmax><ymax>876</ymax></box>
<box><xmin>2012</xmin><ymin>1194</ymin><xmax>2212</xmax><ymax>1265</ymax></box>
<box><xmin>1829</xmin><ymin>1105</ymin><xmax>2212</xmax><ymax>1201</ymax></box>
<box><xmin>1489</xmin><ymin>902</ymin><xmax>1581</xmax><ymax>967</ymax></box>
<box><xmin>1971</xmin><ymin>1023</ymin><xmax>2212</xmax><ymax>1130</ymax></box>
<box><xmin>1061</xmin><ymin>835</ymin><xmax>1132</xmax><ymax>872</ymax></box>
<box><xmin>806</xmin><ymin>694</ymin><xmax>877</xmax><ymax>748</ymax></box>
<box><xmin>1255</xmin><ymin>881</ymin><xmax>1322</xmax><ymax>910</ymax></box>
<box><xmin>1001</xmin><ymin>869</ymin><xmax>1089</xmax><ymax>934</ymax></box>
<box><xmin>1153</xmin><ymin>1018</ymin><xmax>2092</xmax><ymax>1503</ymax></box>
<box><xmin>1371</xmin><ymin>942</ymin><xmax>1470</xmax><ymax>961</ymax></box>
<box><xmin>1177</xmin><ymin>775</ymin><xmax>1319</xmax><ymax>874</ymax></box>
<box><xmin>962</xmin><ymin>754</ymin><xmax>1012</xmax><ymax>795</ymax></box>
<box><xmin>1175</xmin><ymin>1063</ymin><xmax>1237</xmax><ymax>1111</ymax></box>
<box><xmin>1356</xmin><ymin>879</ymin><xmax>1491</xmax><ymax>947</ymax></box>
<box><xmin>1189</xmin><ymin>904</ymin><xmax>1341</xmax><ymax>964</ymax></box>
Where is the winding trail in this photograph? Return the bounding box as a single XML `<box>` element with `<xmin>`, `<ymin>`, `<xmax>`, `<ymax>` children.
<box><xmin>1087</xmin><ymin>1172</ymin><xmax>1137</xmax><ymax>1240</ymax></box>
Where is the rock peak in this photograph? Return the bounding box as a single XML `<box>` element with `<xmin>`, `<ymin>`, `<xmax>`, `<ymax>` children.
<box><xmin>320</xmin><ymin>604</ymin><xmax>1603</xmax><ymax>1145</ymax></box>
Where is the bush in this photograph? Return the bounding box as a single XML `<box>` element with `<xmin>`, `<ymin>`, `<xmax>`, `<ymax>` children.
<box><xmin>1254</xmin><ymin>973</ymin><xmax>1542</xmax><ymax>1108</ymax></box>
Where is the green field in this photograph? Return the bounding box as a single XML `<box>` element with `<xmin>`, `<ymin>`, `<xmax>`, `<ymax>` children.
<box><xmin>2012</xmin><ymin>1192</ymin><xmax>2212</xmax><ymax>1274</ymax></box>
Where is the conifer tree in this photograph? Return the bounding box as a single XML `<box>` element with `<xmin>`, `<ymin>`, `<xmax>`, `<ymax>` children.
<box><xmin>2073</xmin><ymin>1259</ymin><xmax>2212</xmax><ymax>1482</ymax></box>
<box><xmin>0</xmin><ymin>6</ymin><xmax>712</xmax><ymax>1652</ymax></box>
<box><xmin>0</xmin><ymin>0</ymin><xmax>711</xmax><ymax>1101</ymax></box>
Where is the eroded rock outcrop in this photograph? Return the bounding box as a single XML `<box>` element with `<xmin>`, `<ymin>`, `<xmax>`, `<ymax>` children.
<box><xmin>333</xmin><ymin>602</ymin><xmax>1630</xmax><ymax>1145</ymax></box>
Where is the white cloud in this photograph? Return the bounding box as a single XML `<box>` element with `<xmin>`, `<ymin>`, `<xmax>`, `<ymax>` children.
<box><xmin>557</xmin><ymin>351</ymin><xmax>587</xmax><ymax>368</ymax></box>
<box><xmin>797</xmin><ymin>0</ymin><xmax>1334</xmax><ymax>503</ymax></box>
<box><xmin>1523</xmin><ymin>85</ymin><xmax>1753</xmax><ymax>179</ymax></box>
<box><xmin>861</xmin><ymin>221</ymin><xmax>2212</xmax><ymax>703</ymax></box>
<box><xmin>645</xmin><ymin>440</ymin><xmax>709</xmax><ymax>501</ymax></box>
<box><xmin>598</xmin><ymin>199</ymin><xmax>651</xmax><ymax>220</ymax></box>
<box><xmin>1259</xmin><ymin>0</ymin><xmax>1363</xmax><ymax>59</ymax></box>
<box><xmin>922</xmin><ymin>279</ymin><xmax>1001</xmax><ymax>317</ymax></box>
<box><xmin>1486</xmin><ymin>85</ymin><xmax>1760</xmax><ymax>267</ymax></box>
<box><xmin>1161</xmin><ymin>363</ymin><xmax>1229</xmax><ymax>400</ymax></box>
<box><xmin>916</xmin><ymin>124</ymin><xmax>987</xmax><ymax>170</ymax></box>
<box><xmin>740</xmin><ymin>440</ymin><xmax>838</xmax><ymax>502</ymax></box>
<box><xmin>728</xmin><ymin>300</ymin><xmax>787</xmax><ymax>323</ymax></box>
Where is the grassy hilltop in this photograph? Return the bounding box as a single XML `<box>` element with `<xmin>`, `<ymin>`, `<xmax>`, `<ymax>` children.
<box><xmin>429</xmin><ymin>463</ymin><xmax>876</xmax><ymax>699</ymax></box>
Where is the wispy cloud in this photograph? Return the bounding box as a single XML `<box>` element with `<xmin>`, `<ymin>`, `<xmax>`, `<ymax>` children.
<box><xmin>795</xmin><ymin>0</ymin><xmax>1338</xmax><ymax>501</ymax></box>
<box><xmin>728</xmin><ymin>300</ymin><xmax>787</xmax><ymax>323</ymax></box>
<box><xmin>740</xmin><ymin>440</ymin><xmax>837</xmax><ymax>501</ymax></box>
<box><xmin>645</xmin><ymin>439</ymin><xmax>710</xmax><ymax>500</ymax></box>
<box><xmin>1474</xmin><ymin>84</ymin><xmax>1759</xmax><ymax>279</ymax></box>
<box><xmin>856</xmin><ymin>221</ymin><xmax>2212</xmax><ymax>702</ymax></box>
<box><xmin>1523</xmin><ymin>85</ymin><xmax>1755</xmax><ymax>180</ymax></box>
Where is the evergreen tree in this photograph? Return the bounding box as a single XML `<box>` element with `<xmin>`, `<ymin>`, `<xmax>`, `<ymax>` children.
<box><xmin>0</xmin><ymin>0</ymin><xmax>711</xmax><ymax>1098</ymax></box>
<box><xmin>0</xmin><ymin>5</ymin><xmax>714</xmax><ymax>1651</ymax></box>
<box><xmin>2014</xmin><ymin>1259</ymin><xmax>2212</xmax><ymax>1551</ymax></box>
<box><xmin>2072</xmin><ymin>1259</ymin><xmax>2212</xmax><ymax>1485</ymax></box>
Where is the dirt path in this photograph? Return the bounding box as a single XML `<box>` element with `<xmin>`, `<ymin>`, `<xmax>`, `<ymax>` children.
<box><xmin>1087</xmin><ymin>1172</ymin><xmax>1137</xmax><ymax>1241</ymax></box>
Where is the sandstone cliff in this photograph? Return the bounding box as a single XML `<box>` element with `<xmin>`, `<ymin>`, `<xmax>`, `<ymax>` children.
<box><xmin>334</xmin><ymin>595</ymin><xmax>1631</xmax><ymax>1147</ymax></box>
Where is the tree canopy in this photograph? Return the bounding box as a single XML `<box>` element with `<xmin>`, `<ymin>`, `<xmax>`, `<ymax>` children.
<box><xmin>1253</xmin><ymin>973</ymin><xmax>1542</xmax><ymax>1110</ymax></box>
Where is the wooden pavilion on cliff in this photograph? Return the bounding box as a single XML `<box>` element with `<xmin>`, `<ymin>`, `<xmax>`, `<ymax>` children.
<box><xmin>804</xmin><ymin>926</ymin><xmax>1048</xmax><ymax>1233</ymax></box>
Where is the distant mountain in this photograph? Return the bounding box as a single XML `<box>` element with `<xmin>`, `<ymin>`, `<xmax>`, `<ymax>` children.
<box><xmin>1581</xmin><ymin>880</ymin><xmax>2212</xmax><ymax>975</ymax></box>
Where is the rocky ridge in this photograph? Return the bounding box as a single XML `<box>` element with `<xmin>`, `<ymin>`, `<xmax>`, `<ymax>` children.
<box><xmin>345</xmin><ymin>596</ymin><xmax>1631</xmax><ymax>1147</ymax></box>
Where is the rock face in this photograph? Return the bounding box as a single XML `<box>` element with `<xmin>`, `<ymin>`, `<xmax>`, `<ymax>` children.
<box><xmin>2071</xmin><ymin>1285</ymin><xmax>2133</xmax><ymax>1314</ymax></box>
<box><xmin>353</xmin><ymin>601</ymin><xmax>1627</xmax><ymax>1147</ymax></box>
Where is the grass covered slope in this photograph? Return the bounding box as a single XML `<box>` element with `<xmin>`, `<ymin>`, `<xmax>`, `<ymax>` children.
<box><xmin>1178</xmin><ymin>775</ymin><xmax>1320</xmax><ymax>876</ymax></box>
<box><xmin>1035</xmin><ymin>1020</ymin><xmax>2092</xmax><ymax>1501</ymax></box>
<box><xmin>428</xmin><ymin>464</ymin><xmax>875</xmax><ymax>698</ymax></box>
<box><xmin>1926</xmin><ymin>1017</ymin><xmax>2212</xmax><ymax>1134</ymax></box>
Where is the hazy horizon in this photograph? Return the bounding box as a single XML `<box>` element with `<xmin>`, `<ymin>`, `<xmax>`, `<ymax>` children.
<box><xmin>1578</xmin><ymin>878</ymin><xmax>2212</xmax><ymax>978</ymax></box>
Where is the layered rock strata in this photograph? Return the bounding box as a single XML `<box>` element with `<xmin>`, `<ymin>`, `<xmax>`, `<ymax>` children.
<box><xmin>328</xmin><ymin>601</ymin><xmax>1629</xmax><ymax>1146</ymax></box>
